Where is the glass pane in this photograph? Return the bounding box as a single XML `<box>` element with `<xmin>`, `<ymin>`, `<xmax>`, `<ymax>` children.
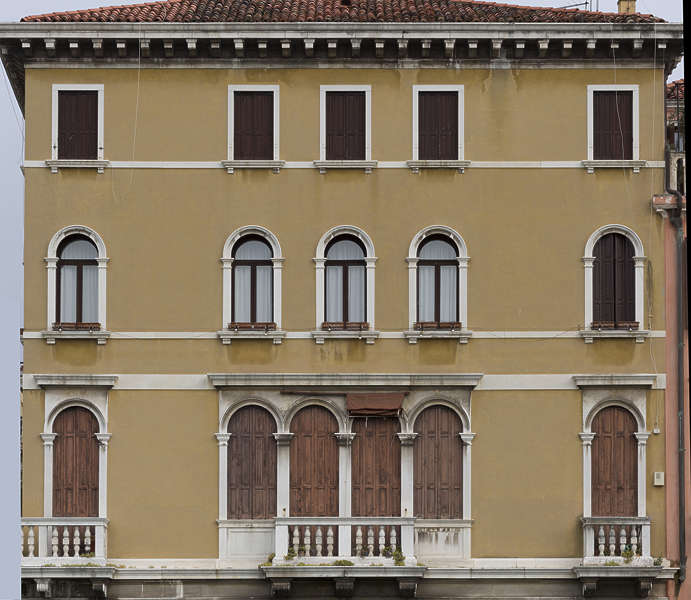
<box><xmin>256</xmin><ymin>266</ymin><xmax>272</xmax><ymax>322</ymax></box>
<box><xmin>347</xmin><ymin>265</ymin><xmax>365</xmax><ymax>322</ymax></box>
<box><xmin>233</xmin><ymin>265</ymin><xmax>251</xmax><ymax>322</ymax></box>
<box><xmin>326</xmin><ymin>265</ymin><xmax>343</xmax><ymax>322</ymax></box>
<box><xmin>82</xmin><ymin>265</ymin><xmax>98</xmax><ymax>322</ymax></box>
<box><xmin>419</xmin><ymin>238</ymin><xmax>457</xmax><ymax>260</ymax></box>
<box><xmin>60</xmin><ymin>238</ymin><xmax>98</xmax><ymax>260</ymax></box>
<box><xmin>439</xmin><ymin>266</ymin><xmax>458</xmax><ymax>321</ymax></box>
<box><xmin>418</xmin><ymin>265</ymin><xmax>435</xmax><ymax>322</ymax></box>
<box><xmin>59</xmin><ymin>265</ymin><xmax>77</xmax><ymax>322</ymax></box>
<box><xmin>234</xmin><ymin>239</ymin><xmax>272</xmax><ymax>260</ymax></box>
<box><xmin>326</xmin><ymin>239</ymin><xmax>365</xmax><ymax>260</ymax></box>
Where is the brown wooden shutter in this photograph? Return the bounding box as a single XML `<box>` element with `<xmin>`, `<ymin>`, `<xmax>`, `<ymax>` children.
<box><xmin>326</xmin><ymin>92</ymin><xmax>365</xmax><ymax>160</ymax></box>
<box><xmin>419</xmin><ymin>92</ymin><xmax>458</xmax><ymax>160</ymax></box>
<box><xmin>233</xmin><ymin>92</ymin><xmax>274</xmax><ymax>160</ymax></box>
<box><xmin>614</xmin><ymin>234</ymin><xmax>636</xmax><ymax>323</ymax></box>
<box><xmin>53</xmin><ymin>407</ymin><xmax>99</xmax><ymax>517</ymax></box>
<box><xmin>593</xmin><ymin>234</ymin><xmax>615</xmax><ymax>324</ymax></box>
<box><xmin>594</xmin><ymin>233</ymin><xmax>635</xmax><ymax>326</ymax></box>
<box><xmin>593</xmin><ymin>91</ymin><xmax>633</xmax><ymax>160</ymax></box>
<box><xmin>413</xmin><ymin>406</ymin><xmax>462</xmax><ymax>519</ymax></box>
<box><xmin>351</xmin><ymin>418</ymin><xmax>400</xmax><ymax>517</ymax></box>
<box><xmin>58</xmin><ymin>91</ymin><xmax>98</xmax><ymax>160</ymax></box>
<box><xmin>227</xmin><ymin>406</ymin><xmax>277</xmax><ymax>519</ymax></box>
<box><xmin>290</xmin><ymin>406</ymin><xmax>339</xmax><ymax>516</ymax></box>
<box><xmin>592</xmin><ymin>406</ymin><xmax>637</xmax><ymax>517</ymax></box>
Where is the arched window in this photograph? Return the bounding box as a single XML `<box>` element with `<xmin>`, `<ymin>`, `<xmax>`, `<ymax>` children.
<box><xmin>56</xmin><ymin>236</ymin><xmax>99</xmax><ymax>327</ymax></box>
<box><xmin>231</xmin><ymin>236</ymin><xmax>274</xmax><ymax>326</ymax></box>
<box><xmin>592</xmin><ymin>233</ymin><xmax>636</xmax><ymax>328</ymax></box>
<box><xmin>417</xmin><ymin>236</ymin><xmax>459</xmax><ymax>327</ymax></box>
<box><xmin>324</xmin><ymin>236</ymin><xmax>366</xmax><ymax>327</ymax></box>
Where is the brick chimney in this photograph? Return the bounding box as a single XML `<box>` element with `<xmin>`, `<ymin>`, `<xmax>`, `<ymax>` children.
<box><xmin>617</xmin><ymin>0</ymin><xmax>636</xmax><ymax>14</ymax></box>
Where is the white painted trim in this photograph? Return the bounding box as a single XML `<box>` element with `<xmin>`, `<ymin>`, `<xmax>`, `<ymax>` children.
<box><xmin>51</xmin><ymin>84</ymin><xmax>104</xmax><ymax>161</ymax></box>
<box><xmin>586</xmin><ymin>84</ymin><xmax>639</xmax><ymax>162</ymax></box>
<box><xmin>583</xmin><ymin>224</ymin><xmax>645</xmax><ymax>330</ymax></box>
<box><xmin>227</xmin><ymin>85</ymin><xmax>280</xmax><ymax>162</ymax></box>
<box><xmin>412</xmin><ymin>85</ymin><xmax>464</xmax><ymax>161</ymax></box>
<box><xmin>319</xmin><ymin>85</ymin><xmax>372</xmax><ymax>161</ymax></box>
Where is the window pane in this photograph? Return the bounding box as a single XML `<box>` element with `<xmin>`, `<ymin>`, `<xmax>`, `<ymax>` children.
<box><xmin>439</xmin><ymin>266</ymin><xmax>458</xmax><ymax>322</ymax></box>
<box><xmin>326</xmin><ymin>239</ymin><xmax>364</xmax><ymax>260</ymax></box>
<box><xmin>233</xmin><ymin>265</ymin><xmax>251</xmax><ymax>322</ymax></box>
<box><xmin>419</xmin><ymin>239</ymin><xmax>457</xmax><ymax>260</ymax></box>
<box><xmin>256</xmin><ymin>266</ymin><xmax>272</xmax><ymax>322</ymax></box>
<box><xmin>82</xmin><ymin>265</ymin><xmax>98</xmax><ymax>322</ymax></box>
<box><xmin>60</xmin><ymin>265</ymin><xmax>77</xmax><ymax>322</ymax></box>
<box><xmin>347</xmin><ymin>265</ymin><xmax>365</xmax><ymax>322</ymax></box>
<box><xmin>326</xmin><ymin>265</ymin><xmax>343</xmax><ymax>322</ymax></box>
<box><xmin>60</xmin><ymin>239</ymin><xmax>98</xmax><ymax>260</ymax></box>
<box><xmin>234</xmin><ymin>239</ymin><xmax>272</xmax><ymax>260</ymax></box>
<box><xmin>418</xmin><ymin>265</ymin><xmax>435</xmax><ymax>322</ymax></box>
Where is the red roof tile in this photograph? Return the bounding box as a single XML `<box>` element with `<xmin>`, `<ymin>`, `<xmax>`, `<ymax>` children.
<box><xmin>21</xmin><ymin>0</ymin><xmax>664</xmax><ymax>23</ymax></box>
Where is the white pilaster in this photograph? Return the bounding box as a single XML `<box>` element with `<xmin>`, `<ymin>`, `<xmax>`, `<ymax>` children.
<box><xmin>221</xmin><ymin>258</ymin><xmax>233</xmax><ymax>327</ymax></box>
<box><xmin>273</xmin><ymin>433</ymin><xmax>294</xmax><ymax>517</ymax></box>
<box><xmin>633</xmin><ymin>257</ymin><xmax>646</xmax><ymax>327</ymax></box>
<box><xmin>96</xmin><ymin>258</ymin><xmax>108</xmax><ymax>329</ymax></box>
<box><xmin>272</xmin><ymin>258</ymin><xmax>284</xmax><ymax>329</ymax></box>
<box><xmin>397</xmin><ymin>433</ymin><xmax>417</xmax><ymax>518</ymax></box>
<box><xmin>215</xmin><ymin>433</ymin><xmax>231</xmax><ymax>520</ymax></box>
<box><xmin>40</xmin><ymin>433</ymin><xmax>57</xmax><ymax>517</ymax></box>
<box><xmin>314</xmin><ymin>258</ymin><xmax>325</xmax><ymax>328</ymax></box>
<box><xmin>335</xmin><ymin>432</ymin><xmax>355</xmax><ymax>556</ymax></box>
<box><xmin>45</xmin><ymin>258</ymin><xmax>57</xmax><ymax>328</ymax></box>
<box><xmin>458</xmin><ymin>257</ymin><xmax>469</xmax><ymax>327</ymax></box>
<box><xmin>635</xmin><ymin>432</ymin><xmax>649</xmax><ymax>517</ymax></box>
<box><xmin>365</xmin><ymin>257</ymin><xmax>377</xmax><ymax>329</ymax></box>
<box><xmin>579</xmin><ymin>432</ymin><xmax>596</xmax><ymax>518</ymax></box>
<box><xmin>95</xmin><ymin>433</ymin><xmax>111</xmax><ymax>518</ymax></box>
<box><xmin>582</xmin><ymin>256</ymin><xmax>595</xmax><ymax>328</ymax></box>
<box><xmin>406</xmin><ymin>258</ymin><xmax>418</xmax><ymax>328</ymax></box>
<box><xmin>459</xmin><ymin>432</ymin><xmax>475</xmax><ymax>520</ymax></box>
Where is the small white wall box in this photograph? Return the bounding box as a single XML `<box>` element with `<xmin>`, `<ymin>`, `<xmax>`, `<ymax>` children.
<box><xmin>654</xmin><ymin>472</ymin><xmax>665</xmax><ymax>486</ymax></box>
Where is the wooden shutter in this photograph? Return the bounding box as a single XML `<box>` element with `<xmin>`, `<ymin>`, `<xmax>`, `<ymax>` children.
<box><xmin>58</xmin><ymin>91</ymin><xmax>98</xmax><ymax>160</ymax></box>
<box><xmin>227</xmin><ymin>406</ymin><xmax>277</xmax><ymax>519</ymax></box>
<box><xmin>53</xmin><ymin>407</ymin><xmax>99</xmax><ymax>517</ymax></box>
<box><xmin>419</xmin><ymin>92</ymin><xmax>458</xmax><ymax>160</ymax></box>
<box><xmin>290</xmin><ymin>406</ymin><xmax>339</xmax><ymax>516</ymax></box>
<box><xmin>351</xmin><ymin>417</ymin><xmax>400</xmax><ymax>517</ymax></box>
<box><xmin>593</xmin><ymin>234</ymin><xmax>615</xmax><ymax>324</ymax></box>
<box><xmin>326</xmin><ymin>92</ymin><xmax>365</xmax><ymax>160</ymax></box>
<box><xmin>413</xmin><ymin>406</ymin><xmax>462</xmax><ymax>519</ymax></box>
<box><xmin>592</xmin><ymin>406</ymin><xmax>637</xmax><ymax>517</ymax></box>
<box><xmin>594</xmin><ymin>233</ymin><xmax>635</xmax><ymax>326</ymax></box>
<box><xmin>614</xmin><ymin>234</ymin><xmax>636</xmax><ymax>323</ymax></box>
<box><xmin>233</xmin><ymin>92</ymin><xmax>274</xmax><ymax>160</ymax></box>
<box><xmin>593</xmin><ymin>91</ymin><xmax>633</xmax><ymax>160</ymax></box>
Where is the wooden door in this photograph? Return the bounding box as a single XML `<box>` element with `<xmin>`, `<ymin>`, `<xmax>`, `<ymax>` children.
<box><xmin>58</xmin><ymin>91</ymin><xmax>98</xmax><ymax>160</ymax></box>
<box><xmin>413</xmin><ymin>406</ymin><xmax>462</xmax><ymax>519</ymax></box>
<box><xmin>351</xmin><ymin>417</ymin><xmax>400</xmax><ymax>517</ymax></box>
<box><xmin>290</xmin><ymin>406</ymin><xmax>339</xmax><ymax>516</ymax></box>
<box><xmin>592</xmin><ymin>406</ymin><xmax>638</xmax><ymax>516</ymax></box>
<box><xmin>53</xmin><ymin>407</ymin><xmax>99</xmax><ymax>517</ymax></box>
<box><xmin>227</xmin><ymin>406</ymin><xmax>277</xmax><ymax>519</ymax></box>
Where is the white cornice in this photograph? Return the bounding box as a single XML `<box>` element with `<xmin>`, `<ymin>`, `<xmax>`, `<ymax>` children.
<box><xmin>572</xmin><ymin>374</ymin><xmax>657</xmax><ymax>388</ymax></box>
<box><xmin>207</xmin><ymin>373</ymin><xmax>484</xmax><ymax>388</ymax></box>
<box><xmin>32</xmin><ymin>374</ymin><xmax>118</xmax><ymax>388</ymax></box>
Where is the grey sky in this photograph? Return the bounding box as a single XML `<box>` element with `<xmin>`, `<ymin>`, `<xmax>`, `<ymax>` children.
<box><xmin>0</xmin><ymin>0</ymin><xmax>682</xmax><ymax>596</ymax></box>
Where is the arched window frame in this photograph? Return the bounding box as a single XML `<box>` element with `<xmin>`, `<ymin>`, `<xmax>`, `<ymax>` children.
<box><xmin>220</xmin><ymin>226</ymin><xmax>284</xmax><ymax>344</ymax></box>
<box><xmin>45</xmin><ymin>225</ymin><xmax>108</xmax><ymax>344</ymax></box>
<box><xmin>313</xmin><ymin>226</ymin><xmax>378</xmax><ymax>344</ymax></box>
<box><xmin>406</xmin><ymin>226</ymin><xmax>470</xmax><ymax>343</ymax></box>
<box><xmin>582</xmin><ymin>224</ymin><xmax>646</xmax><ymax>343</ymax></box>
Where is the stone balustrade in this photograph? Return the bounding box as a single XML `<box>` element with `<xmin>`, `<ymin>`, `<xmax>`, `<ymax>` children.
<box><xmin>581</xmin><ymin>516</ymin><xmax>651</xmax><ymax>565</ymax></box>
<box><xmin>20</xmin><ymin>518</ymin><xmax>108</xmax><ymax>563</ymax></box>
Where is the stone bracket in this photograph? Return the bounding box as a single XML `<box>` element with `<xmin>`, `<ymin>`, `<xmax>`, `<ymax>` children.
<box><xmin>270</xmin><ymin>579</ymin><xmax>291</xmax><ymax>597</ymax></box>
<box><xmin>334</xmin><ymin>577</ymin><xmax>354</xmax><ymax>597</ymax></box>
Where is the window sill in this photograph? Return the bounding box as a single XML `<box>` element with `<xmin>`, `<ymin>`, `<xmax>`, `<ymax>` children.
<box><xmin>311</xmin><ymin>329</ymin><xmax>380</xmax><ymax>344</ymax></box>
<box><xmin>581</xmin><ymin>160</ymin><xmax>647</xmax><ymax>174</ymax></box>
<box><xmin>313</xmin><ymin>160</ymin><xmax>377</xmax><ymax>174</ymax></box>
<box><xmin>42</xmin><ymin>329</ymin><xmax>111</xmax><ymax>344</ymax></box>
<box><xmin>579</xmin><ymin>328</ymin><xmax>649</xmax><ymax>343</ymax></box>
<box><xmin>217</xmin><ymin>328</ymin><xmax>285</xmax><ymax>345</ymax></box>
<box><xmin>406</xmin><ymin>160</ymin><xmax>470</xmax><ymax>174</ymax></box>
<box><xmin>45</xmin><ymin>159</ymin><xmax>110</xmax><ymax>174</ymax></box>
<box><xmin>404</xmin><ymin>328</ymin><xmax>472</xmax><ymax>344</ymax></box>
<box><xmin>221</xmin><ymin>160</ymin><xmax>285</xmax><ymax>174</ymax></box>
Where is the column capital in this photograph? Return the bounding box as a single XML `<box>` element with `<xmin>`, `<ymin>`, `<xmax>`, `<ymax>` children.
<box><xmin>313</xmin><ymin>258</ymin><xmax>326</xmax><ymax>267</ymax></box>
<box><xmin>44</xmin><ymin>257</ymin><xmax>58</xmax><ymax>267</ymax></box>
<box><xmin>405</xmin><ymin>257</ymin><xmax>419</xmax><ymax>266</ymax></box>
<box><xmin>365</xmin><ymin>257</ymin><xmax>378</xmax><ymax>267</ymax></box>
<box><xmin>579</xmin><ymin>432</ymin><xmax>596</xmax><ymax>445</ymax></box>
<box><xmin>397</xmin><ymin>432</ymin><xmax>418</xmax><ymax>446</ymax></box>
<box><xmin>95</xmin><ymin>433</ymin><xmax>112</xmax><ymax>447</ymax></box>
<box><xmin>220</xmin><ymin>258</ymin><xmax>234</xmax><ymax>267</ymax></box>
<box><xmin>582</xmin><ymin>256</ymin><xmax>595</xmax><ymax>266</ymax></box>
<box><xmin>215</xmin><ymin>432</ymin><xmax>231</xmax><ymax>446</ymax></box>
<box><xmin>459</xmin><ymin>432</ymin><xmax>476</xmax><ymax>445</ymax></box>
<box><xmin>40</xmin><ymin>433</ymin><xmax>57</xmax><ymax>446</ymax></box>
<box><xmin>334</xmin><ymin>432</ymin><xmax>356</xmax><ymax>447</ymax></box>
<box><xmin>273</xmin><ymin>432</ymin><xmax>294</xmax><ymax>446</ymax></box>
<box><xmin>634</xmin><ymin>431</ymin><xmax>651</xmax><ymax>445</ymax></box>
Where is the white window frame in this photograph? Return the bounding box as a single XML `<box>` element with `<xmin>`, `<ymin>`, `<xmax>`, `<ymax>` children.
<box><xmin>51</xmin><ymin>84</ymin><xmax>105</xmax><ymax>161</ymax></box>
<box><xmin>586</xmin><ymin>84</ymin><xmax>639</xmax><ymax>162</ymax></box>
<box><xmin>412</xmin><ymin>85</ymin><xmax>465</xmax><ymax>161</ymax></box>
<box><xmin>227</xmin><ymin>85</ymin><xmax>280</xmax><ymax>162</ymax></box>
<box><xmin>319</xmin><ymin>85</ymin><xmax>372</xmax><ymax>161</ymax></box>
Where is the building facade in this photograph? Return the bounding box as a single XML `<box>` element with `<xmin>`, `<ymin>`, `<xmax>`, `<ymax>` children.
<box><xmin>1</xmin><ymin>0</ymin><xmax>685</xmax><ymax>598</ymax></box>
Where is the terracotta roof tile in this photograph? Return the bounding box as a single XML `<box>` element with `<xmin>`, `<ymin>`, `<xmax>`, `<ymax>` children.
<box><xmin>21</xmin><ymin>0</ymin><xmax>664</xmax><ymax>23</ymax></box>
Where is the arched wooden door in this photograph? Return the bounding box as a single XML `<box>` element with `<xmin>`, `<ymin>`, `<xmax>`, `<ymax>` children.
<box><xmin>53</xmin><ymin>407</ymin><xmax>99</xmax><ymax>517</ymax></box>
<box><xmin>227</xmin><ymin>406</ymin><xmax>277</xmax><ymax>519</ymax></box>
<box><xmin>592</xmin><ymin>406</ymin><xmax>638</xmax><ymax>516</ymax></box>
<box><xmin>290</xmin><ymin>406</ymin><xmax>339</xmax><ymax>516</ymax></box>
<box><xmin>413</xmin><ymin>406</ymin><xmax>463</xmax><ymax>519</ymax></box>
<box><xmin>351</xmin><ymin>417</ymin><xmax>400</xmax><ymax>517</ymax></box>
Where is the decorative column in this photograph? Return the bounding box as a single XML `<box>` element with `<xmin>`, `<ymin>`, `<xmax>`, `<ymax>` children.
<box><xmin>39</xmin><ymin>433</ymin><xmax>57</xmax><ymax>557</ymax></box>
<box><xmin>633</xmin><ymin>256</ymin><xmax>646</xmax><ymax>327</ymax></box>
<box><xmin>582</xmin><ymin>256</ymin><xmax>595</xmax><ymax>330</ymax></box>
<box><xmin>405</xmin><ymin>257</ymin><xmax>418</xmax><ymax>329</ymax></box>
<box><xmin>215</xmin><ymin>432</ymin><xmax>231</xmax><ymax>559</ymax></box>
<box><xmin>94</xmin><ymin>433</ymin><xmax>111</xmax><ymax>558</ymax></box>
<box><xmin>459</xmin><ymin>432</ymin><xmax>475</xmax><ymax>521</ymax></box>
<box><xmin>273</xmin><ymin>433</ymin><xmax>294</xmax><ymax>560</ymax></box>
<box><xmin>272</xmin><ymin>258</ymin><xmax>284</xmax><ymax>329</ymax></box>
<box><xmin>314</xmin><ymin>258</ymin><xmax>325</xmax><ymax>328</ymax></box>
<box><xmin>335</xmin><ymin>433</ymin><xmax>355</xmax><ymax>556</ymax></box>
<box><xmin>579</xmin><ymin>432</ymin><xmax>596</xmax><ymax>557</ymax></box>
<box><xmin>44</xmin><ymin>258</ymin><xmax>58</xmax><ymax>328</ymax></box>
<box><xmin>458</xmin><ymin>257</ymin><xmax>469</xmax><ymax>328</ymax></box>
<box><xmin>634</xmin><ymin>432</ymin><xmax>651</xmax><ymax>557</ymax></box>
<box><xmin>365</xmin><ymin>257</ymin><xmax>377</xmax><ymax>330</ymax></box>
<box><xmin>397</xmin><ymin>432</ymin><xmax>418</xmax><ymax>559</ymax></box>
<box><xmin>96</xmin><ymin>257</ymin><xmax>109</xmax><ymax>329</ymax></box>
<box><xmin>221</xmin><ymin>258</ymin><xmax>233</xmax><ymax>328</ymax></box>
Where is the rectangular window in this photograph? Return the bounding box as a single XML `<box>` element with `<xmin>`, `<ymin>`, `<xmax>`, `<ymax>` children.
<box><xmin>320</xmin><ymin>85</ymin><xmax>372</xmax><ymax>161</ymax></box>
<box><xmin>228</xmin><ymin>85</ymin><xmax>280</xmax><ymax>161</ymax></box>
<box><xmin>587</xmin><ymin>85</ymin><xmax>639</xmax><ymax>162</ymax></box>
<box><xmin>52</xmin><ymin>85</ymin><xmax>104</xmax><ymax>161</ymax></box>
<box><xmin>412</xmin><ymin>85</ymin><xmax>464</xmax><ymax>161</ymax></box>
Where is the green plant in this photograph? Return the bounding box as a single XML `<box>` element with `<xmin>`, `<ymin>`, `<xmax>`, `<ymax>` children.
<box><xmin>259</xmin><ymin>552</ymin><xmax>276</xmax><ymax>567</ymax></box>
<box><xmin>298</xmin><ymin>545</ymin><xmax>307</xmax><ymax>556</ymax></box>
<box><xmin>333</xmin><ymin>559</ymin><xmax>354</xmax><ymax>566</ymax></box>
<box><xmin>621</xmin><ymin>546</ymin><xmax>634</xmax><ymax>563</ymax></box>
<box><xmin>80</xmin><ymin>552</ymin><xmax>95</xmax><ymax>558</ymax></box>
<box><xmin>284</xmin><ymin>547</ymin><xmax>296</xmax><ymax>561</ymax></box>
<box><xmin>295</xmin><ymin>562</ymin><xmax>308</xmax><ymax>566</ymax></box>
<box><xmin>604</xmin><ymin>560</ymin><xmax>619</xmax><ymax>566</ymax></box>
<box><xmin>381</xmin><ymin>545</ymin><xmax>393</xmax><ymax>558</ymax></box>
<box><xmin>106</xmin><ymin>563</ymin><xmax>126</xmax><ymax>568</ymax></box>
<box><xmin>41</xmin><ymin>563</ymin><xmax>56</xmax><ymax>568</ymax></box>
<box><xmin>654</xmin><ymin>557</ymin><xmax>663</xmax><ymax>566</ymax></box>
<box><xmin>393</xmin><ymin>549</ymin><xmax>405</xmax><ymax>566</ymax></box>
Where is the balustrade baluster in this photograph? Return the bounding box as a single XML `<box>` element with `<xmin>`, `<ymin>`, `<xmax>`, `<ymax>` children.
<box><xmin>608</xmin><ymin>526</ymin><xmax>616</xmax><ymax>556</ymax></box>
<box><xmin>631</xmin><ymin>526</ymin><xmax>638</xmax><ymax>555</ymax></box>
<box><xmin>20</xmin><ymin>526</ymin><xmax>24</xmax><ymax>557</ymax></box>
<box><xmin>304</xmin><ymin>526</ymin><xmax>311</xmax><ymax>556</ymax></box>
<box><xmin>619</xmin><ymin>527</ymin><xmax>627</xmax><ymax>556</ymax></box>
<box><xmin>62</xmin><ymin>527</ymin><xmax>69</xmax><ymax>558</ymax></box>
<box><xmin>315</xmin><ymin>527</ymin><xmax>323</xmax><ymax>557</ymax></box>
<box><xmin>326</xmin><ymin>526</ymin><xmax>334</xmax><ymax>557</ymax></box>
<box><xmin>378</xmin><ymin>526</ymin><xmax>385</xmax><ymax>556</ymax></box>
<box><xmin>27</xmin><ymin>526</ymin><xmax>35</xmax><ymax>558</ymax></box>
<box><xmin>73</xmin><ymin>526</ymin><xmax>80</xmax><ymax>557</ymax></box>
<box><xmin>84</xmin><ymin>526</ymin><xmax>92</xmax><ymax>555</ymax></box>
<box><xmin>51</xmin><ymin>527</ymin><xmax>59</xmax><ymax>557</ymax></box>
<box><xmin>390</xmin><ymin>526</ymin><xmax>397</xmax><ymax>551</ymax></box>
<box><xmin>598</xmin><ymin>526</ymin><xmax>605</xmax><ymax>556</ymax></box>
<box><xmin>292</xmin><ymin>525</ymin><xmax>300</xmax><ymax>555</ymax></box>
<box><xmin>355</xmin><ymin>526</ymin><xmax>363</xmax><ymax>557</ymax></box>
<box><xmin>367</xmin><ymin>526</ymin><xmax>374</xmax><ymax>557</ymax></box>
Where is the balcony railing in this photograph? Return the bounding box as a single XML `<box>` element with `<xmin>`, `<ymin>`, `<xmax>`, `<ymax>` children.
<box><xmin>582</xmin><ymin>517</ymin><xmax>651</xmax><ymax>565</ymax></box>
<box><xmin>21</xmin><ymin>518</ymin><xmax>108</xmax><ymax>564</ymax></box>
